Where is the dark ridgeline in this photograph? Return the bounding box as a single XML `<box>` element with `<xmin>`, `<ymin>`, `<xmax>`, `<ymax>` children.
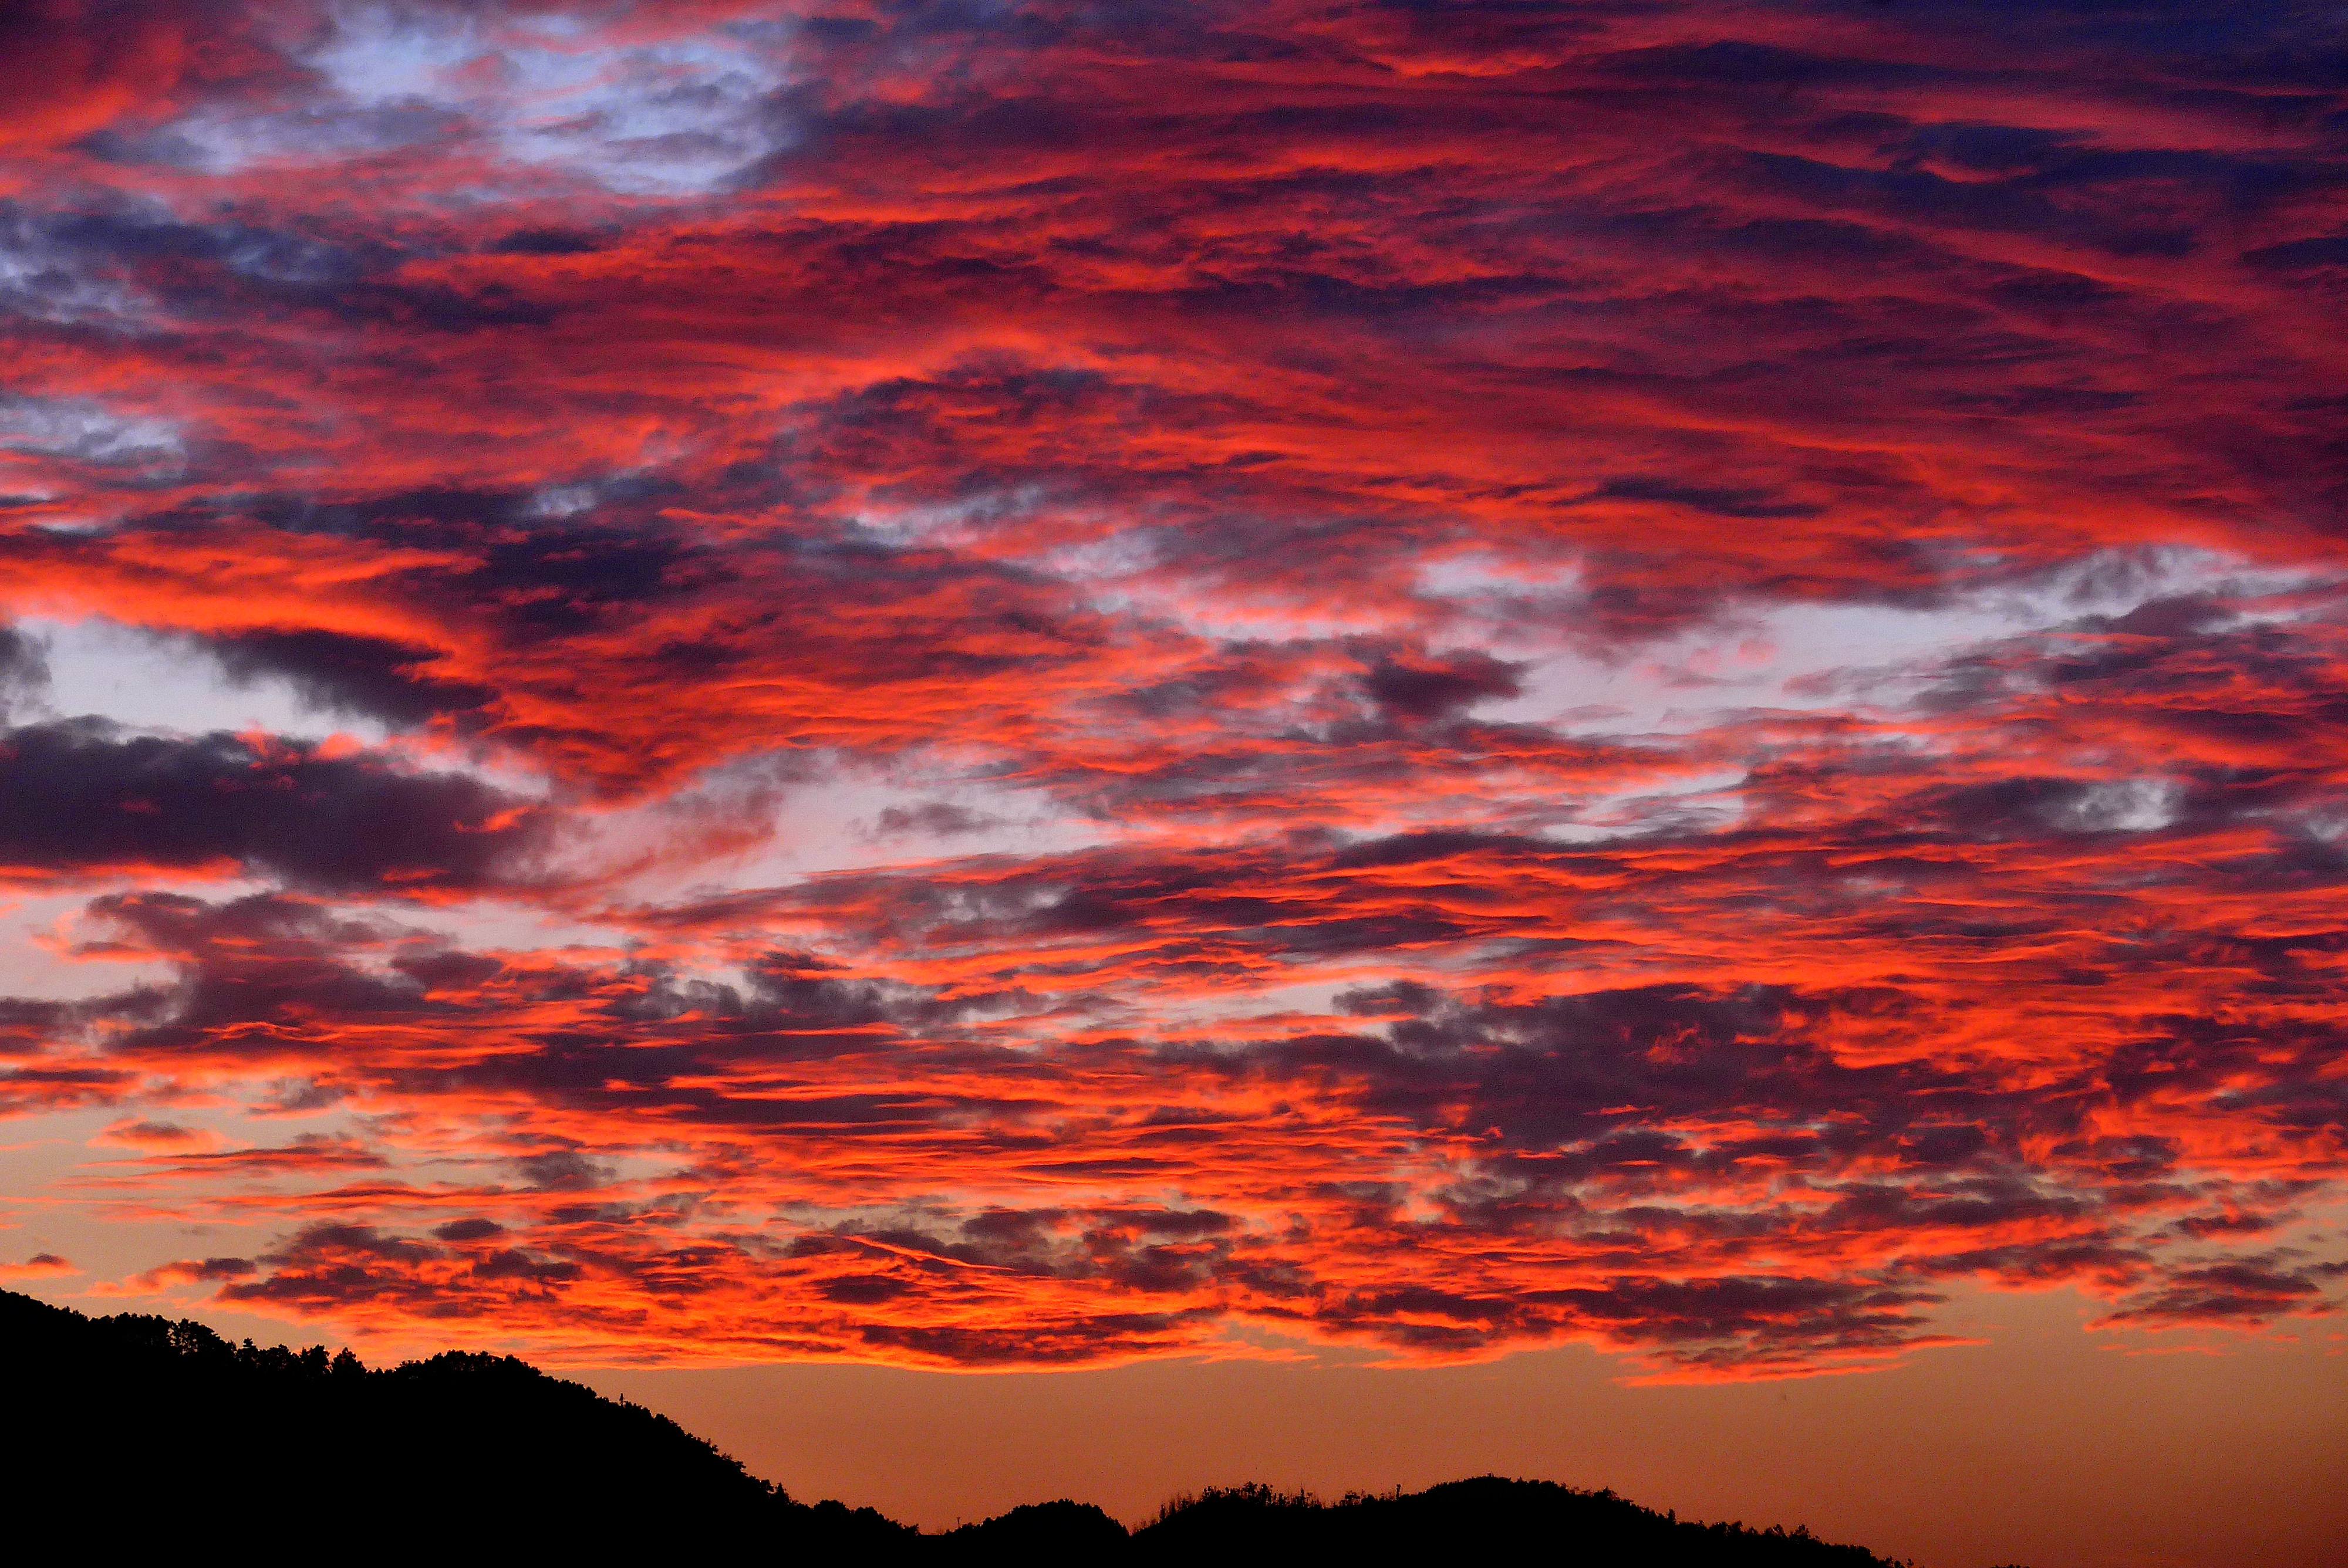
<box><xmin>2</xmin><ymin>1286</ymin><xmax>905</xmax><ymax>1553</ymax></box>
<box><xmin>1126</xmin><ymin>1481</ymin><xmax>1901</xmax><ymax>1564</ymax></box>
<box><xmin>5</xmin><ymin>1289</ymin><xmax>1939</xmax><ymax>1563</ymax></box>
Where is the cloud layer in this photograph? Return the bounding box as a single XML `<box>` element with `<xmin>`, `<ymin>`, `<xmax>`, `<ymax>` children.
<box><xmin>1</xmin><ymin>0</ymin><xmax>2343</xmax><ymax>1376</ymax></box>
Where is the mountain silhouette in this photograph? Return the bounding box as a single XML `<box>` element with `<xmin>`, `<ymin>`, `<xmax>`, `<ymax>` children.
<box><xmin>5</xmin><ymin>1288</ymin><xmax>1934</xmax><ymax>1563</ymax></box>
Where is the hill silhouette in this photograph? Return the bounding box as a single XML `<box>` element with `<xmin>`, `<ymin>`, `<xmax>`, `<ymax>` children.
<box><xmin>3</xmin><ymin>1286</ymin><xmax>908</xmax><ymax>1553</ymax></box>
<box><xmin>5</xmin><ymin>1288</ymin><xmax>1925</xmax><ymax>1563</ymax></box>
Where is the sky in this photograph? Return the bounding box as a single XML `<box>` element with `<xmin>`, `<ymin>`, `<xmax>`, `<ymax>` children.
<box><xmin>0</xmin><ymin>0</ymin><xmax>2344</xmax><ymax>1560</ymax></box>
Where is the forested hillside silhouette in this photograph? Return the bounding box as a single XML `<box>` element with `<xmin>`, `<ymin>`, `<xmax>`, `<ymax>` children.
<box><xmin>6</xmin><ymin>1288</ymin><xmax>1935</xmax><ymax>1563</ymax></box>
<box><xmin>4</xmin><ymin>1286</ymin><xmax>905</xmax><ymax>1552</ymax></box>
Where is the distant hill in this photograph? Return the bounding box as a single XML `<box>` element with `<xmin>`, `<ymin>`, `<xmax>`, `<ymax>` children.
<box><xmin>1128</xmin><ymin>1479</ymin><xmax>1906</xmax><ymax>1564</ymax></box>
<box><xmin>5</xmin><ymin>1288</ymin><xmax>1922</xmax><ymax>1563</ymax></box>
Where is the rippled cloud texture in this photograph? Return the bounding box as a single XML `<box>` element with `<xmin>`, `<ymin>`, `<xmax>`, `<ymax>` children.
<box><xmin>2</xmin><ymin>0</ymin><xmax>2344</xmax><ymax>1379</ymax></box>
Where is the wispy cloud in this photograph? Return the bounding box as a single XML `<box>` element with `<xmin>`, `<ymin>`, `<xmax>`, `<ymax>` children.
<box><xmin>0</xmin><ymin>0</ymin><xmax>2340</xmax><ymax>1375</ymax></box>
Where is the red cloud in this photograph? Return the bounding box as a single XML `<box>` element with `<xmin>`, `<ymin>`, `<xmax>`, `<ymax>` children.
<box><xmin>0</xmin><ymin>0</ymin><xmax>2340</xmax><ymax>1377</ymax></box>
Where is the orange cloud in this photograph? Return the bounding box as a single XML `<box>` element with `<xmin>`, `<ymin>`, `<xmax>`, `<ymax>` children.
<box><xmin>0</xmin><ymin>0</ymin><xmax>2340</xmax><ymax>1380</ymax></box>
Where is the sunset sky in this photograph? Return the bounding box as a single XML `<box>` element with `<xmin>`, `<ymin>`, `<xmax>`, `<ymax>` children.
<box><xmin>2</xmin><ymin>1</ymin><xmax>2344</xmax><ymax>1561</ymax></box>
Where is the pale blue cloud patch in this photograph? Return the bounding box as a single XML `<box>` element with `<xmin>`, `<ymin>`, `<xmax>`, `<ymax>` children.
<box><xmin>151</xmin><ymin>2</ymin><xmax>797</xmax><ymax>199</ymax></box>
<box><xmin>0</xmin><ymin>396</ymin><xmax>184</xmax><ymax>473</ymax></box>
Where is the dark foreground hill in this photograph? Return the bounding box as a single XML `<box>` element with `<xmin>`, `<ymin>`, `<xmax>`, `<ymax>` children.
<box><xmin>4</xmin><ymin>1288</ymin><xmax>1918</xmax><ymax>1563</ymax></box>
<box><xmin>3</xmin><ymin>1286</ymin><xmax>902</xmax><ymax>1553</ymax></box>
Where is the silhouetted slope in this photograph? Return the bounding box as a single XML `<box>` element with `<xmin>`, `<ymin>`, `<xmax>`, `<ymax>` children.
<box><xmin>5</xmin><ymin>1289</ymin><xmax>1919</xmax><ymax>1563</ymax></box>
<box><xmin>1</xmin><ymin>1287</ymin><xmax>908</xmax><ymax>1551</ymax></box>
